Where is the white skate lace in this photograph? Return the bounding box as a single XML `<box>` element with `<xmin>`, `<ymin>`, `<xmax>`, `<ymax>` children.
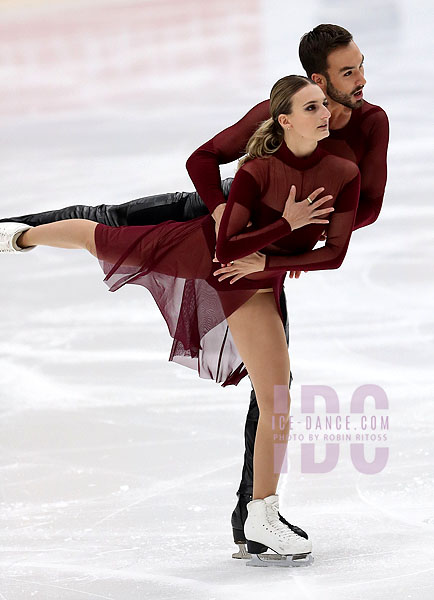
<box><xmin>265</xmin><ymin>503</ymin><xmax>305</xmax><ymax>544</ymax></box>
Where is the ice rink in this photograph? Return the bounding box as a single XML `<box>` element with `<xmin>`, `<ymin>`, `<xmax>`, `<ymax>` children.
<box><xmin>1</xmin><ymin>0</ymin><xmax>433</xmax><ymax>598</ymax></box>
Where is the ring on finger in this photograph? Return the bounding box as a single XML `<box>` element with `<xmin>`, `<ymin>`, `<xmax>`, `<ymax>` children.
<box><xmin>307</xmin><ymin>197</ymin><xmax>313</xmax><ymax>205</ymax></box>
<box><xmin>230</xmin><ymin>260</ymin><xmax>234</xmax><ymax>265</ymax></box>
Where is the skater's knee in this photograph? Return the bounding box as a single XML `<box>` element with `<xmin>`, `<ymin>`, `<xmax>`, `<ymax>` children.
<box><xmin>82</xmin><ymin>221</ymin><xmax>98</xmax><ymax>257</ymax></box>
<box><xmin>254</xmin><ymin>386</ymin><xmax>291</xmax><ymax>419</ymax></box>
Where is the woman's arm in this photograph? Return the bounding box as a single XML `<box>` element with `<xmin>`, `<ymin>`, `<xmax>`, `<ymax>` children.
<box><xmin>264</xmin><ymin>171</ymin><xmax>361</xmax><ymax>272</ymax></box>
<box><xmin>215</xmin><ymin>169</ymin><xmax>294</xmax><ymax>264</ymax></box>
<box><xmin>215</xmin><ymin>168</ymin><xmax>334</xmax><ymax>265</ymax></box>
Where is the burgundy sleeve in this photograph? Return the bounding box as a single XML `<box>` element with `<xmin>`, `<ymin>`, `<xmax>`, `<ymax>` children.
<box><xmin>353</xmin><ymin>109</ymin><xmax>389</xmax><ymax>230</ymax></box>
<box><xmin>185</xmin><ymin>100</ymin><xmax>270</xmax><ymax>214</ymax></box>
<box><xmin>265</xmin><ymin>171</ymin><xmax>361</xmax><ymax>272</ymax></box>
<box><xmin>215</xmin><ymin>169</ymin><xmax>293</xmax><ymax>264</ymax></box>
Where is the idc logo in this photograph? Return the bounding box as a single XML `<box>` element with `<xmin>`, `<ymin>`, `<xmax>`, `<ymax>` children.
<box><xmin>272</xmin><ymin>384</ymin><xmax>389</xmax><ymax>475</ymax></box>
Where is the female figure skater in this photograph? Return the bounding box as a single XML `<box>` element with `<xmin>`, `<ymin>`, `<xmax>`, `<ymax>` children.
<box><xmin>0</xmin><ymin>75</ymin><xmax>360</xmax><ymax>565</ymax></box>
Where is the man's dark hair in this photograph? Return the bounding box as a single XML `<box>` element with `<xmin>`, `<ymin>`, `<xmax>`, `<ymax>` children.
<box><xmin>299</xmin><ymin>24</ymin><xmax>353</xmax><ymax>78</ymax></box>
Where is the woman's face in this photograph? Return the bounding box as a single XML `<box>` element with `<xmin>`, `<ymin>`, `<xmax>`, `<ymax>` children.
<box><xmin>279</xmin><ymin>84</ymin><xmax>331</xmax><ymax>141</ymax></box>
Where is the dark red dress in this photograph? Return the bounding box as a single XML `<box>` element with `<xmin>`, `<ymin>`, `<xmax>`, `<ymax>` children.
<box><xmin>95</xmin><ymin>142</ymin><xmax>360</xmax><ymax>386</ymax></box>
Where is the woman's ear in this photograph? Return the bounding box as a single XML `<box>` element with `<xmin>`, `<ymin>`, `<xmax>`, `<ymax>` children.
<box><xmin>278</xmin><ymin>114</ymin><xmax>292</xmax><ymax>129</ymax></box>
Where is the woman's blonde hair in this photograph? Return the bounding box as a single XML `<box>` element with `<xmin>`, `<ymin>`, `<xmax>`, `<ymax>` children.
<box><xmin>237</xmin><ymin>75</ymin><xmax>316</xmax><ymax>169</ymax></box>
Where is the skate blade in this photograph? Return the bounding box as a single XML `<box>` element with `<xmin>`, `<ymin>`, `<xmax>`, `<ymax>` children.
<box><xmin>232</xmin><ymin>543</ymin><xmax>251</xmax><ymax>559</ymax></box>
<box><xmin>246</xmin><ymin>552</ymin><xmax>314</xmax><ymax>568</ymax></box>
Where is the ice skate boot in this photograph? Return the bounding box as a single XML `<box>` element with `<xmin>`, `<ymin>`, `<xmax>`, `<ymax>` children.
<box><xmin>0</xmin><ymin>223</ymin><xmax>35</xmax><ymax>253</ymax></box>
<box><xmin>244</xmin><ymin>494</ymin><xmax>313</xmax><ymax>567</ymax></box>
<box><xmin>231</xmin><ymin>492</ymin><xmax>308</xmax><ymax>559</ymax></box>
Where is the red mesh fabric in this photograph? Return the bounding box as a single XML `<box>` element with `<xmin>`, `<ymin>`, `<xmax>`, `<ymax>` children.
<box><xmin>94</xmin><ymin>215</ymin><xmax>284</xmax><ymax>387</ymax></box>
<box><xmin>216</xmin><ymin>144</ymin><xmax>361</xmax><ymax>271</ymax></box>
<box><xmin>95</xmin><ymin>143</ymin><xmax>361</xmax><ymax>387</ymax></box>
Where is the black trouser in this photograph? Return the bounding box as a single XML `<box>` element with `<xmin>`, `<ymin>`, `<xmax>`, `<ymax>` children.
<box><xmin>1</xmin><ymin>177</ymin><xmax>291</xmax><ymax>498</ymax></box>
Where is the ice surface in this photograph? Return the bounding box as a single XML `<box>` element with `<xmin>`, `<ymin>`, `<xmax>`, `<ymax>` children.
<box><xmin>0</xmin><ymin>0</ymin><xmax>433</xmax><ymax>598</ymax></box>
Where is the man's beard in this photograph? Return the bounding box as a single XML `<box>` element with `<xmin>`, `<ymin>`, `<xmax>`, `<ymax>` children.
<box><xmin>324</xmin><ymin>73</ymin><xmax>363</xmax><ymax>109</ymax></box>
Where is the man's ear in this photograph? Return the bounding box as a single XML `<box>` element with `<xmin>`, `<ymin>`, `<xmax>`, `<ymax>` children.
<box><xmin>311</xmin><ymin>72</ymin><xmax>327</xmax><ymax>90</ymax></box>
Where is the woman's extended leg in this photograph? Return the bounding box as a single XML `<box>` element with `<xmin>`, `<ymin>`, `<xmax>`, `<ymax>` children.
<box><xmin>17</xmin><ymin>222</ymin><xmax>290</xmax><ymax>500</ymax></box>
<box><xmin>226</xmin><ymin>291</ymin><xmax>290</xmax><ymax>500</ymax></box>
<box><xmin>17</xmin><ymin>219</ymin><xmax>98</xmax><ymax>256</ymax></box>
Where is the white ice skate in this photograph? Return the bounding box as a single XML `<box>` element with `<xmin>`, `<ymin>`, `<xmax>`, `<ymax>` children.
<box><xmin>0</xmin><ymin>222</ymin><xmax>35</xmax><ymax>253</ymax></box>
<box><xmin>244</xmin><ymin>494</ymin><xmax>313</xmax><ymax>567</ymax></box>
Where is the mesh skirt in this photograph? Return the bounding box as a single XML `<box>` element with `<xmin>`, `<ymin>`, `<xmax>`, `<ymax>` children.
<box><xmin>94</xmin><ymin>214</ymin><xmax>284</xmax><ymax>386</ymax></box>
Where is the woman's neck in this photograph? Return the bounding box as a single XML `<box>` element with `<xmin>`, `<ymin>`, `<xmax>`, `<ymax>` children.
<box><xmin>283</xmin><ymin>131</ymin><xmax>318</xmax><ymax>158</ymax></box>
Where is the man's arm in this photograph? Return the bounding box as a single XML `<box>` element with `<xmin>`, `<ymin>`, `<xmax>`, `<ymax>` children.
<box><xmin>185</xmin><ymin>100</ymin><xmax>270</xmax><ymax>216</ymax></box>
<box><xmin>354</xmin><ymin>108</ymin><xmax>389</xmax><ymax>230</ymax></box>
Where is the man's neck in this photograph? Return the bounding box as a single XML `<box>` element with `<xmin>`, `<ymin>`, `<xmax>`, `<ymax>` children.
<box><xmin>327</xmin><ymin>97</ymin><xmax>353</xmax><ymax>130</ymax></box>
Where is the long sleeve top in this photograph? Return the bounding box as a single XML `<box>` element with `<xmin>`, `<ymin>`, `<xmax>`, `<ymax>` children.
<box><xmin>186</xmin><ymin>99</ymin><xmax>388</xmax><ymax>231</ymax></box>
<box><xmin>215</xmin><ymin>141</ymin><xmax>361</xmax><ymax>271</ymax></box>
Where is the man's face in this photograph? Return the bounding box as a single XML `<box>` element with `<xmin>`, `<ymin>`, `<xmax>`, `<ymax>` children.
<box><xmin>323</xmin><ymin>41</ymin><xmax>366</xmax><ymax>109</ymax></box>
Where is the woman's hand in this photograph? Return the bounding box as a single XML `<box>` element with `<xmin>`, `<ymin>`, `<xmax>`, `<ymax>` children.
<box><xmin>213</xmin><ymin>251</ymin><xmax>266</xmax><ymax>284</ymax></box>
<box><xmin>283</xmin><ymin>185</ymin><xmax>334</xmax><ymax>230</ymax></box>
<box><xmin>213</xmin><ymin>257</ymin><xmax>307</xmax><ymax>283</ymax></box>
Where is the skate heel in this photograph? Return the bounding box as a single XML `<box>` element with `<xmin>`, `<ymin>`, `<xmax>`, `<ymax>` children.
<box><xmin>246</xmin><ymin>539</ymin><xmax>268</xmax><ymax>554</ymax></box>
<box><xmin>0</xmin><ymin>222</ymin><xmax>35</xmax><ymax>253</ymax></box>
<box><xmin>232</xmin><ymin>527</ymin><xmax>245</xmax><ymax>543</ymax></box>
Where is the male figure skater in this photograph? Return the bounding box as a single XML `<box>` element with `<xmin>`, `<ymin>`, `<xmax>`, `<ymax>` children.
<box><xmin>1</xmin><ymin>24</ymin><xmax>389</xmax><ymax>559</ymax></box>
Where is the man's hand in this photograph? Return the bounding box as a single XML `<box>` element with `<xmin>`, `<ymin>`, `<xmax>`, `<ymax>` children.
<box><xmin>212</xmin><ymin>203</ymin><xmax>226</xmax><ymax>229</ymax></box>
<box><xmin>289</xmin><ymin>228</ymin><xmax>327</xmax><ymax>276</ymax></box>
<box><xmin>319</xmin><ymin>228</ymin><xmax>328</xmax><ymax>242</ymax></box>
<box><xmin>212</xmin><ymin>251</ymin><xmax>266</xmax><ymax>284</ymax></box>
<box><xmin>212</xmin><ymin>203</ymin><xmax>226</xmax><ymax>260</ymax></box>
